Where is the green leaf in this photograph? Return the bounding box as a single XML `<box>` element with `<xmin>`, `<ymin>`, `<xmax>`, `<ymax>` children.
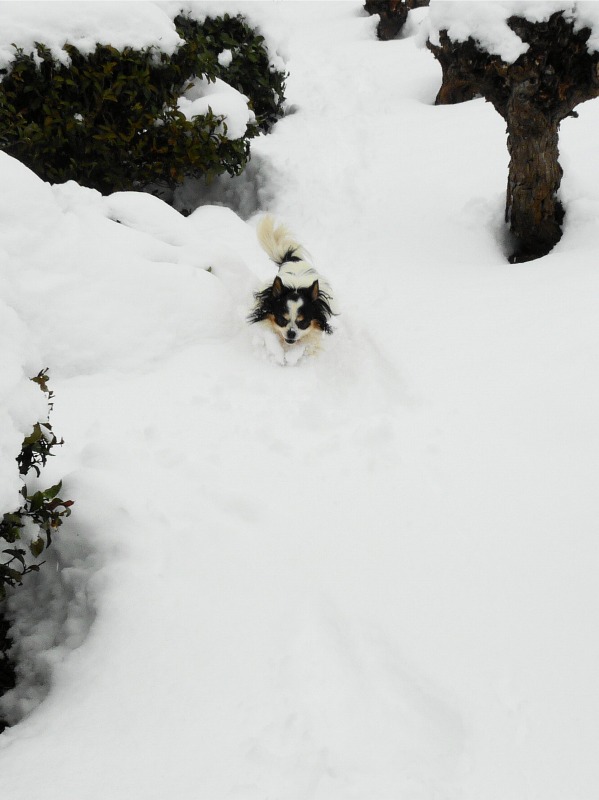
<box><xmin>42</xmin><ymin>481</ymin><xmax>63</xmax><ymax>500</ymax></box>
<box><xmin>27</xmin><ymin>491</ymin><xmax>44</xmax><ymax>512</ymax></box>
<box><xmin>22</xmin><ymin>422</ymin><xmax>43</xmax><ymax>447</ymax></box>
<box><xmin>29</xmin><ymin>537</ymin><xmax>45</xmax><ymax>558</ymax></box>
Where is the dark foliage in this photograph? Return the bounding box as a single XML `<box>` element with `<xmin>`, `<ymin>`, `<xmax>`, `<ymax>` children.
<box><xmin>174</xmin><ymin>14</ymin><xmax>286</xmax><ymax>131</ymax></box>
<box><xmin>0</xmin><ymin>14</ymin><xmax>286</xmax><ymax>195</ymax></box>
<box><xmin>1</xmin><ymin>371</ymin><xmax>72</xmax><ymax>730</ymax></box>
<box><xmin>0</xmin><ymin>371</ymin><xmax>73</xmax><ymax>601</ymax></box>
<box><xmin>16</xmin><ymin>370</ymin><xmax>63</xmax><ymax>478</ymax></box>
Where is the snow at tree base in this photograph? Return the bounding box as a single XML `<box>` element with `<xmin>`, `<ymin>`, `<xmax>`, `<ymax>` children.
<box><xmin>1</xmin><ymin>2</ymin><xmax>599</xmax><ymax>798</ymax></box>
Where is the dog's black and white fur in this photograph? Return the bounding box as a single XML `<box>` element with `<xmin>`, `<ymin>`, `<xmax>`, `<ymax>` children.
<box><xmin>248</xmin><ymin>215</ymin><xmax>335</xmax><ymax>355</ymax></box>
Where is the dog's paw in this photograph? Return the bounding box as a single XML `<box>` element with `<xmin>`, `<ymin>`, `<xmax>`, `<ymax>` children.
<box><xmin>283</xmin><ymin>344</ymin><xmax>307</xmax><ymax>366</ymax></box>
<box><xmin>259</xmin><ymin>328</ymin><xmax>286</xmax><ymax>365</ymax></box>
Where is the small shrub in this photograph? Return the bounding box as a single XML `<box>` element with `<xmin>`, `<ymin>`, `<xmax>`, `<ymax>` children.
<box><xmin>0</xmin><ymin>370</ymin><xmax>73</xmax><ymax>601</ymax></box>
<box><xmin>16</xmin><ymin>369</ymin><xmax>63</xmax><ymax>478</ymax></box>
<box><xmin>0</xmin><ymin>13</ymin><xmax>286</xmax><ymax>195</ymax></box>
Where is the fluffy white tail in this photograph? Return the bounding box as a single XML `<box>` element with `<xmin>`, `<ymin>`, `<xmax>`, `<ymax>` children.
<box><xmin>256</xmin><ymin>215</ymin><xmax>310</xmax><ymax>265</ymax></box>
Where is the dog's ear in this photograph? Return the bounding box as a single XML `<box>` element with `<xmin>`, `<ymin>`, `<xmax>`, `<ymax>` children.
<box><xmin>272</xmin><ymin>276</ymin><xmax>284</xmax><ymax>298</ymax></box>
<box><xmin>309</xmin><ymin>280</ymin><xmax>319</xmax><ymax>302</ymax></box>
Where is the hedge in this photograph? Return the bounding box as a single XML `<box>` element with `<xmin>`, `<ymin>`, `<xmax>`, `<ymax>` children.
<box><xmin>0</xmin><ymin>13</ymin><xmax>287</xmax><ymax>195</ymax></box>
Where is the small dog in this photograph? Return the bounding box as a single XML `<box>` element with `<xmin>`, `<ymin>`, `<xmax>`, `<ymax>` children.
<box><xmin>248</xmin><ymin>215</ymin><xmax>335</xmax><ymax>355</ymax></box>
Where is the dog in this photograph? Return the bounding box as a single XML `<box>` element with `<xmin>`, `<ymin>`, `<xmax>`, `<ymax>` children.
<box><xmin>248</xmin><ymin>215</ymin><xmax>335</xmax><ymax>356</ymax></box>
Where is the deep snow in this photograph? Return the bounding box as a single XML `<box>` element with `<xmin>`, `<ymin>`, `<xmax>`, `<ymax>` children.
<box><xmin>0</xmin><ymin>3</ymin><xmax>599</xmax><ymax>799</ymax></box>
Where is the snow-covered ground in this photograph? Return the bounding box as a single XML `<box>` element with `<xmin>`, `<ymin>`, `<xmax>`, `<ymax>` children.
<box><xmin>1</xmin><ymin>2</ymin><xmax>599</xmax><ymax>798</ymax></box>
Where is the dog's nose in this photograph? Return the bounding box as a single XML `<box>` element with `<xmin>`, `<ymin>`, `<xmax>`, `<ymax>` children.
<box><xmin>287</xmin><ymin>330</ymin><xmax>296</xmax><ymax>340</ymax></box>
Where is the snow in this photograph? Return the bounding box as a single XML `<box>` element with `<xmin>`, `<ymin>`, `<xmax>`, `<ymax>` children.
<box><xmin>178</xmin><ymin>76</ymin><xmax>255</xmax><ymax>139</ymax></box>
<box><xmin>427</xmin><ymin>1</ymin><xmax>599</xmax><ymax>62</ymax></box>
<box><xmin>0</xmin><ymin>2</ymin><xmax>256</xmax><ymax>140</ymax></box>
<box><xmin>0</xmin><ymin>2</ymin><xmax>183</xmax><ymax>68</ymax></box>
<box><xmin>0</xmin><ymin>2</ymin><xmax>599</xmax><ymax>799</ymax></box>
<box><xmin>218</xmin><ymin>48</ymin><xmax>234</xmax><ymax>68</ymax></box>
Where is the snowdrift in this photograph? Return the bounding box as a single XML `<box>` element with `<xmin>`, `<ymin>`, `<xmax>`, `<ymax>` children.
<box><xmin>0</xmin><ymin>3</ymin><xmax>598</xmax><ymax>799</ymax></box>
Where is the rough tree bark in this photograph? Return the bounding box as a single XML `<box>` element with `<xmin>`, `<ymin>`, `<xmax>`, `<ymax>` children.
<box><xmin>364</xmin><ymin>0</ymin><xmax>429</xmax><ymax>42</ymax></box>
<box><xmin>505</xmin><ymin>83</ymin><xmax>564</xmax><ymax>259</ymax></box>
<box><xmin>428</xmin><ymin>12</ymin><xmax>599</xmax><ymax>262</ymax></box>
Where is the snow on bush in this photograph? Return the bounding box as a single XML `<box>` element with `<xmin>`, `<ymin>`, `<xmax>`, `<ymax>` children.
<box><xmin>0</xmin><ymin>2</ymin><xmax>182</xmax><ymax>68</ymax></box>
<box><xmin>178</xmin><ymin>76</ymin><xmax>255</xmax><ymax>139</ymax></box>
<box><xmin>0</xmin><ymin>156</ymin><xmax>58</xmax><ymax>522</ymax></box>
<box><xmin>0</xmin><ymin>144</ymin><xmax>265</xmax><ymax>721</ymax></box>
<box><xmin>0</xmin><ymin>5</ymin><xmax>286</xmax><ymax>194</ymax></box>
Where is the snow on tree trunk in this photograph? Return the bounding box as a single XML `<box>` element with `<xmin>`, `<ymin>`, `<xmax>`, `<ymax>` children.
<box><xmin>428</xmin><ymin>9</ymin><xmax>599</xmax><ymax>262</ymax></box>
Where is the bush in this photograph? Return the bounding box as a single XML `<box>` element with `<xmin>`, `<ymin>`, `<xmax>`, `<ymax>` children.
<box><xmin>0</xmin><ymin>13</ymin><xmax>286</xmax><ymax>195</ymax></box>
<box><xmin>174</xmin><ymin>14</ymin><xmax>286</xmax><ymax>131</ymax></box>
<box><xmin>0</xmin><ymin>371</ymin><xmax>73</xmax><ymax>601</ymax></box>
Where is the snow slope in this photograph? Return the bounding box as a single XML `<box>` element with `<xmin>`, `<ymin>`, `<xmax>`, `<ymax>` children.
<box><xmin>1</xmin><ymin>3</ymin><xmax>599</xmax><ymax>799</ymax></box>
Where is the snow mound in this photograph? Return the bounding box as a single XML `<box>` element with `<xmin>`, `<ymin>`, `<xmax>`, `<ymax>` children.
<box><xmin>1</xmin><ymin>3</ymin><xmax>599</xmax><ymax>800</ymax></box>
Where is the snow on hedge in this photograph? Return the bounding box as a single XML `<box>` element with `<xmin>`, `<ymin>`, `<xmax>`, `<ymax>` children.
<box><xmin>0</xmin><ymin>2</ymin><xmax>183</xmax><ymax>68</ymax></box>
<box><xmin>0</xmin><ymin>2</ymin><xmax>257</xmax><ymax>142</ymax></box>
<box><xmin>178</xmin><ymin>76</ymin><xmax>255</xmax><ymax>139</ymax></box>
<box><xmin>0</xmin><ymin>156</ymin><xmax>62</xmax><ymax>520</ymax></box>
<box><xmin>428</xmin><ymin>0</ymin><xmax>599</xmax><ymax>62</ymax></box>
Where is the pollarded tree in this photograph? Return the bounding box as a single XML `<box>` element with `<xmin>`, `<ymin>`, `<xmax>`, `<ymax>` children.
<box><xmin>428</xmin><ymin>5</ymin><xmax>599</xmax><ymax>262</ymax></box>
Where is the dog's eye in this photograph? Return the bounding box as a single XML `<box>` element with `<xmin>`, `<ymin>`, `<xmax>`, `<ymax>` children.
<box><xmin>275</xmin><ymin>315</ymin><xmax>287</xmax><ymax>327</ymax></box>
<box><xmin>297</xmin><ymin>318</ymin><xmax>310</xmax><ymax>329</ymax></box>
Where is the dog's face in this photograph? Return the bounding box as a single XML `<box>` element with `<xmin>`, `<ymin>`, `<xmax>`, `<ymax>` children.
<box><xmin>267</xmin><ymin>277</ymin><xmax>326</xmax><ymax>345</ymax></box>
<box><xmin>249</xmin><ymin>275</ymin><xmax>334</xmax><ymax>345</ymax></box>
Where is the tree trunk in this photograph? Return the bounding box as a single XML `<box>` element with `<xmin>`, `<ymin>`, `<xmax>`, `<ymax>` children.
<box><xmin>364</xmin><ymin>0</ymin><xmax>408</xmax><ymax>40</ymax></box>
<box><xmin>505</xmin><ymin>90</ymin><xmax>563</xmax><ymax>262</ymax></box>
<box><xmin>365</xmin><ymin>0</ymin><xmax>429</xmax><ymax>41</ymax></box>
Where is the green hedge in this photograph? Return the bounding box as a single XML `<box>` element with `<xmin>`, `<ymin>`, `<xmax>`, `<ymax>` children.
<box><xmin>0</xmin><ymin>13</ymin><xmax>286</xmax><ymax>194</ymax></box>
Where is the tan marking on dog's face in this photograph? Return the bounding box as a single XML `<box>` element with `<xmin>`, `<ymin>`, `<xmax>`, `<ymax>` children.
<box><xmin>264</xmin><ymin>310</ymin><xmax>324</xmax><ymax>350</ymax></box>
<box><xmin>267</xmin><ymin>298</ymin><xmax>311</xmax><ymax>345</ymax></box>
